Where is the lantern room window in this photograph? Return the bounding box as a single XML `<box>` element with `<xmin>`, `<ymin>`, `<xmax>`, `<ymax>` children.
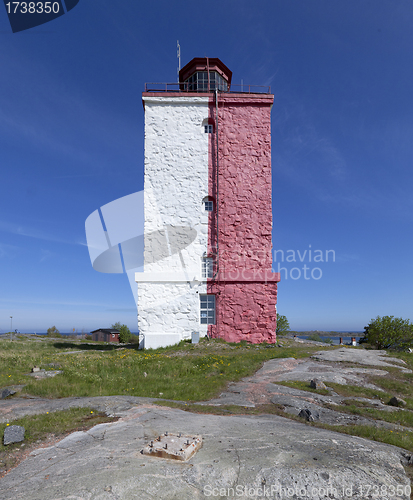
<box><xmin>185</xmin><ymin>71</ymin><xmax>228</xmax><ymax>92</ymax></box>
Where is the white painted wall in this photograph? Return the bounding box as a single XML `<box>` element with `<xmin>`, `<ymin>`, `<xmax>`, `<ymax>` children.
<box><xmin>136</xmin><ymin>96</ymin><xmax>210</xmax><ymax>348</ymax></box>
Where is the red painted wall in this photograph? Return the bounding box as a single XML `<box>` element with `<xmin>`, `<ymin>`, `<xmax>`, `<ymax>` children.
<box><xmin>92</xmin><ymin>331</ymin><xmax>120</xmax><ymax>342</ymax></box>
<box><xmin>207</xmin><ymin>93</ymin><xmax>279</xmax><ymax>343</ymax></box>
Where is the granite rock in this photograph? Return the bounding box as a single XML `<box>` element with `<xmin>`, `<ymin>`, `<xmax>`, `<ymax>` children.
<box><xmin>389</xmin><ymin>396</ymin><xmax>407</xmax><ymax>407</ymax></box>
<box><xmin>3</xmin><ymin>425</ymin><xmax>25</xmax><ymax>445</ymax></box>
<box><xmin>310</xmin><ymin>378</ymin><xmax>327</xmax><ymax>390</ymax></box>
<box><xmin>298</xmin><ymin>408</ymin><xmax>320</xmax><ymax>422</ymax></box>
<box><xmin>1</xmin><ymin>388</ymin><xmax>16</xmax><ymax>399</ymax></box>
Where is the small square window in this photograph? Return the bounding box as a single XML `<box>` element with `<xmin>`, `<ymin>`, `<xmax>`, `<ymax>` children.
<box><xmin>204</xmin><ymin>200</ymin><xmax>213</xmax><ymax>212</ymax></box>
<box><xmin>200</xmin><ymin>294</ymin><xmax>215</xmax><ymax>324</ymax></box>
<box><xmin>202</xmin><ymin>257</ymin><xmax>214</xmax><ymax>279</ymax></box>
<box><xmin>204</xmin><ymin>124</ymin><xmax>213</xmax><ymax>134</ymax></box>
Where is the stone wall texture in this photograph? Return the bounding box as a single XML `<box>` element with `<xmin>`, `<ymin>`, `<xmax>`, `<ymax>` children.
<box><xmin>207</xmin><ymin>94</ymin><xmax>279</xmax><ymax>343</ymax></box>
<box><xmin>137</xmin><ymin>96</ymin><xmax>210</xmax><ymax>348</ymax></box>
<box><xmin>137</xmin><ymin>92</ymin><xmax>279</xmax><ymax>348</ymax></box>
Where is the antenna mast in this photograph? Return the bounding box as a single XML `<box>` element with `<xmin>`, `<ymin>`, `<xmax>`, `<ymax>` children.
<box><xmin>177</xmin><ymin>40</ymin><xmax>181</xmax><ymax>83</ymax></box>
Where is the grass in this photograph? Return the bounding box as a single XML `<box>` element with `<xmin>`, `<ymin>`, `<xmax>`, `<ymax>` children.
<box><xmin>157</xmin><ymin>401</ymin><xmax>413</xmax><ymax>454</ymax></box>
<box><xmin>3</xmin><ymin>335</ymin><xmax>413</xmax><ymax>468</ymax></box>
<box><xmin>318</xmin><ymin>422</ymin><xmax>413</xmax><ymax>453</ymax></box>
<box><xmin>244</xmin><ymin>349</ymin><xmax>413</xmax><ymax>455</ymax></box>
<box><xmin>0</xmin><ymin>408</ymin><xmax>116</xmax><ymax>474</ymax></box>
<box><xmin>0</xmin><ymin>337</ymin><xmax>324</xmax><ymax>402</ymax></box>
<box><xmin>275</xmin><ymin>380</ymin><xmax>330</xmax><ymax>396</ymax></box>
<box><xmin>325</xmin><ymin>382</ymin><xmax>391</xmax><ymax>400</ymax></box>
<box><xmin>0</xmin><ymin>408</ymin><xmax>114</xmax><ymax>452</ymax></box>
<box><xmin>156</xmin><ymin>401</ymin><xmax>290</xmax><ymax>416</ymax></box>
<box><xmin>370</xmin><ymin>375</ymin><xmax>413</xmax><ymax>398</ymax></box>
<box><xmin>271</xmin><ymin>379</ymin><xmax>393</xmax><ymax>401</ymax></box>
<box><xmin>328</xmin><ymin>403</ymin><xmax>413</xmax><ymax>428</ymax></box>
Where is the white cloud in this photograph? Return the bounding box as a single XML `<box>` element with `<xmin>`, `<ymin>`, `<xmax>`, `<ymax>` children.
<box><xmin>0</xmin><ymin>219</ymin><xmax>81</xmax><ymax>246</ymax></box>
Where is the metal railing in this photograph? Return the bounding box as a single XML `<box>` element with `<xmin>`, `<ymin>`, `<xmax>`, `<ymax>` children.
<box><xmin>144</xmin><ymin>82</ymin><xmax>271</xmax><ymax>94</ymax></box>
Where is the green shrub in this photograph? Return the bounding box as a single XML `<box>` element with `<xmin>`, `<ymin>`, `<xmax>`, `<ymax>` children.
<box><xmin>307</xmin><ymin>333</ymin><xmax>322</xmax><ymax>342</ymax></box>
<box><xmin>362</xmin><ymin>315</ymin><xmax>413</xmax><ymax>350</ymax></box>
<box><xmin>47</xmin><ymin>326</ymin><xmax>62</xmax><ymax>338</ymax></box>
<box><xmin>111</xmin><ymin>322</ymin><xmax>131</xmax><ymax>343</ymax></box>
<box><xmin>119</xmin><ymin>325</ymin><xmax>131</xmax><ymax>343</ymax></box>
<box><xmin>276</xmin><ymin>314</ymin><xmax>290</xmax><ymax>335</ymax></box>
<box><xmin>307</xmin><ymin>333</ymin><xmax>332</xmax><ymax>344</ymax></box>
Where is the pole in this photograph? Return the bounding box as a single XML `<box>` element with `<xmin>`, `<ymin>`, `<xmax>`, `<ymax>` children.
<box><xmin>10</xmin><ymin>316</ymin><xmax>12</xmax><ymax>341</ymax></box>
<box><xmin>207</xmin><ymin>57</ymin><xmax>210</xmax><ymax>92</ymax></box>
<box><xmin>177</xmin><ymin>40</ymin><xmax>181</xmax><ymax>83</ymax></box>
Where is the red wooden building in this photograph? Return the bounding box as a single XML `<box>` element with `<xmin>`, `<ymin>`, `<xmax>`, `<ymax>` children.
<box><xmin>91</xmin><ymin>329</ymin><xmax>120</xmax><ymax>343</ymax></box>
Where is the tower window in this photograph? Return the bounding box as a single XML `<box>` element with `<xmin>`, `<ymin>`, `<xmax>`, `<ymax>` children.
<box><xmin>204</xmin><ymin>199</ymin><xmax>214</xmax><ymax>211</ymax></box>
<box><xmin>202</xmin><ymin>257</ymin><xmax>214</xmax><ymax>279</ymax></box>
<box><xmin>202</xmin><ymin>118</ymin><xmax>214</xmax><ymax>134</ymax></box>
<box><xmin>200</xmin><ymin>294</ymin><xmax>216</xmax><ymax>324</ymax></box>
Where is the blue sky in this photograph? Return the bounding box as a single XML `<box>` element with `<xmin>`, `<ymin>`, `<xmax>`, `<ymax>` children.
<box><xmin>0</xmin><ymin>1</ymin><xmax>412</xmax><ymax>333</ymax></box>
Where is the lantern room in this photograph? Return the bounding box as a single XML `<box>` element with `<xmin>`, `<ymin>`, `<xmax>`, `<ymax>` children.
<box><xmin>179</xmin><ymin>57</ymin><xmax>232</xmax><ymax>92</ymax></box>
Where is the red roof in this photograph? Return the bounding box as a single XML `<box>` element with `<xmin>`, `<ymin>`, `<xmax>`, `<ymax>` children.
<box><xmin>179</xmin><ymin>58</ymin><xmax>232</xmax><ymax>86</ymax></box>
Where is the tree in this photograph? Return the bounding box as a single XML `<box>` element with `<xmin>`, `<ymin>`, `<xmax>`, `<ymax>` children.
<box><xmin>276</xmin><ymin>314</ymin><xmax>290</xmax><ymax>335</ymax></box>
<box><xmin>112</xmin><ymin>322</ymin><xmax>131</xmax><ymax>343</ymax></box>
<box><xmin>47</xmin><ymin>326</ymin><xmax>62</xmax><ymax>338</ymax></box>
<box><xmin>363</xmin><ymin>315</ymin><xmax>413</xmax><ymax>350</ymax></box>
<box><xmin>119</xmin><ymin>325</ymin><xmax>131</xmax><ymax>343</ymax></box>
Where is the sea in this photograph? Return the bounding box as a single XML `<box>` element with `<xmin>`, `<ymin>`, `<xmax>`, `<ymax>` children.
<box><xmin>296</xmin><ymin>333</ymin><xmax>364</xmax><ymax>345</ymax></box>
<box><xmin>0</xmin><ymin>332</ymin><xmax>140</xmax><ymax>337</ymax></box>
<box><xmin>1</xmin><ymin>332</ymin><xmax>363</xmax><ymax>345</ymax></box>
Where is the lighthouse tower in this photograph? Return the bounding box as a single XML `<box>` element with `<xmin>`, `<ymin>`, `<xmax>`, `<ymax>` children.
<box><xmin>136</xmin><ymin>58</ymin><xmax>280</xmax><ymax>349</ymax></box>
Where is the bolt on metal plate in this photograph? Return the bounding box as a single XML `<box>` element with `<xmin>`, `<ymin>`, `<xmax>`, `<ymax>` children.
<box><xmin>142</xmin><ymin>432</ymin><xmax>202</xmax><ymax>461</ymax></box>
